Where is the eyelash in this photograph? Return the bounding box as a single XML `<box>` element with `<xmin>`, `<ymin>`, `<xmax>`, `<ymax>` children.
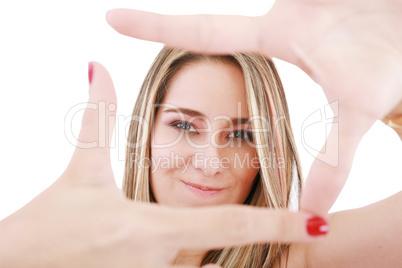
<box><xmin>228</xmin><ymin>130</ymin><xmax>254</xmax><ymax>142</ymax></box>
<box><xmin>170</xmin><ymin>121</ymin><xmax>253</xmax><ymax>141</ymax></box>
<box><xmin>170</xmin><ymin>121</ymin><xmax>197</xmax><ymax>133</ymax></box>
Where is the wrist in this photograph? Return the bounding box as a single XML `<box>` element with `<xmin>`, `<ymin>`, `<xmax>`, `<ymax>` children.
<box><xmin>0</xmin><ymin>217</ymin><xmax>18</xmax><ymax>266</ymax></box>
<box><xmin>0</xmin><ymin>213</ymin><xmax>34</xmax><ymax>267</ymax></box>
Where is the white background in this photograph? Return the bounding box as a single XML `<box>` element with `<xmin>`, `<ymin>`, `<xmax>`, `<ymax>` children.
<box><xmin>0</xmin><ymin>0</ymin><xmax>401</xmax><ymax>220</ymax></box>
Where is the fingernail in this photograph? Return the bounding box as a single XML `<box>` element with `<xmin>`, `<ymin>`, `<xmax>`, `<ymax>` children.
<box><xmin>307</xmin><ymin>216</ymin><xmax>329</xmax><ymax>236</ymax></box>
<box><xmin>88</xmin><ymin>62</ymin><xmax>93</xmax><ymax>84</ymax></box>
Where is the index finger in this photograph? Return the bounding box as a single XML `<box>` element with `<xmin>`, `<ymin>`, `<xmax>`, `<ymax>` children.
<box><xmin>106</xmin><ymin>9</ymin><xmax>270</xmax><ymax>55</ymax></box>
<box><xmin>162</xmin><ymin>206</ymin><xmax>328</xmax><ymax>249</ymax></box>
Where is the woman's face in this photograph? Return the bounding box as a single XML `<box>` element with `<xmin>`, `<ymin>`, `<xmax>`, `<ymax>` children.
<box><xmin>150</xmin><ymin>59</ymin><xmax>259</xmax><ymax>207</ymax></box>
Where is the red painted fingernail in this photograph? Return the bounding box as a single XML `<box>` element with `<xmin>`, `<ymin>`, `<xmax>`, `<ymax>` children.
<box><xmin>88</xmin><ymin>62</ymin><xmax>93</xmax><ymax>84</ymax></box>
<box><xmin>307</xmin><ymin>216</ymin><xmax>329</xmax><ymax>236</ymax></box>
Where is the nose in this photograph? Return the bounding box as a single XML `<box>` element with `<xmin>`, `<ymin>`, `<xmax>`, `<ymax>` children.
<box><xmin>191</xmin><ymin>144</ymin><xmax>226</xmax><ymax>177</ymax></box>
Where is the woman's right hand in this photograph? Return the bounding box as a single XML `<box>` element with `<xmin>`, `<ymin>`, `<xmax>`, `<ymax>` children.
<box><xmin>0</xmin><ymin>62</ymin><xmax>327</xmax><ymax>268</ymax></box>
<box><xmin>106</xmin><ymin>0</ymin><xmax>402</xmax><ymax>217</ymax></box>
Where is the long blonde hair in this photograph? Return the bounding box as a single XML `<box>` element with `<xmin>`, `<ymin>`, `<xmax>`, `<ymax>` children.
<box><xmin>124</xmin><ymin>47</ymin><xmax>302</xmax><ymax>267</ymax></box>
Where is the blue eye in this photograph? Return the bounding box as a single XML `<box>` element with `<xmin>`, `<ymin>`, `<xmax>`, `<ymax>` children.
<box><xmin>228</xmin><ymin>130</ymin><xmax>253</xmax><ymax>141</ymax></box>
<box><xmin>171</xmin><ymin>121</ymin><xmax>197</xmax><ymax>132</ymax></box>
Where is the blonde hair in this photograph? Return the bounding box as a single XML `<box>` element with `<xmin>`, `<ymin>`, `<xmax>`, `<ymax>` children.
<box><xmin>124</xmin><ymin>47</ymin><xmax>302</xmax><ymax>267</ymax></box>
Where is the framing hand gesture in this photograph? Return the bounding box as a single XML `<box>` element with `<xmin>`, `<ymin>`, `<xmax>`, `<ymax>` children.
<box><xmin>0</xmin><ymin>62</ymin><xmax>327</xmax><ymax>268</ymax></box>
<box><xmin>107</xmin><ymin>0</ymin><xmax>402</xmax><ymax>215</ymax></box>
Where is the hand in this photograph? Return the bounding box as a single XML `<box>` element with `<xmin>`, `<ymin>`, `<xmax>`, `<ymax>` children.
<box><xmin>0</xmin><ymin>62</ymin><xmax>326</xmax><ymax>268</ymax></box>
<box><xmin>106</xmin><ymin>0</ymin><xmax>402</xmax><ymax>215</ymax></box>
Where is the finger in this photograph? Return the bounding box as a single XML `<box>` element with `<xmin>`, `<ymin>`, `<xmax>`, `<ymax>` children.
<box><xmin>300</xmin><ymin>106</ymin><xmax>375</xmax><ymax>215</ymax></box>
<box><xmin>106</xmin><ymin>8</ymin><xmax>280</xmax><ymax>57</ymax></box>
<box><xmin>65</xmin><ymin>62</ymin><xmax>117</xmax><ymax>182</ymax></box>
<box><xmin>163</xmin><ymin>206</ymin><xmax>328</xmax><ymax>250</ymax></box>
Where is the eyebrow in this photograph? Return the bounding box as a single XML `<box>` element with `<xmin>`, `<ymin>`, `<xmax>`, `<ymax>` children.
<box><xmin>162</xmin><ymin>107</ymin><xmax>250</xmax><ymax>125</ymax></box>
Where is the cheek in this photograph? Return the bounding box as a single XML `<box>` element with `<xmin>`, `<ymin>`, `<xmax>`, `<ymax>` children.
<box><xmin>151</xmin><ymin>124</ymin><xmax>183</xmax><ymax>148</ymax></box>
<box><xmin>151</xmin><ymin>121</ymin><xmax>198</xmax><ymax>169</ymax></box>
<box><xmin>150</xmin><ymin>146</ymin><xmax>175</xmax><ymax>205</ymax></box>
<box><xmin>236</xmin><ymin>163</ymin><xmax>259</xmax><ymax>194</ymax></box>
<box><xmin>230</xmin><ymin>147</ymin><xmax>259</xmax><ymax>173</ymax></box>
<box><xmin>150</xmin><ymin>122</ymin><xmax>185</xmax><ymax>174</ymax></box>
<box><xmin>224</xmin><ymin>148</ymin><xmax>260</xmax><ymax>203</ymax></box>
<box><xmin>151</xmin><ymin>139</ymin><xmax>193</xmax><ymax>173</ymax></box>
<box><xmin>150</xmin><ymin>136</ymin><xmax>193</xmax><ymax>203</ymax></box>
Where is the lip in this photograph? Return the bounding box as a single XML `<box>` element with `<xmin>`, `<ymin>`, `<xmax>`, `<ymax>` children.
<box><xmin>181</xmin><ymin>181</ymin><xmax>224</xmax><ymax>197</ymax></box>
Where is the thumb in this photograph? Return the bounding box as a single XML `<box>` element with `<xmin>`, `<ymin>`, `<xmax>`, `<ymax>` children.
<box><xmin>65</xmin><ymin>62</ymin><xmax>117</xmax><ymax>185</ymax></box>
<box><xmin>300</xmin><ymin>106</ymin><xmax>374</xmax><ymax>215</ymax></box>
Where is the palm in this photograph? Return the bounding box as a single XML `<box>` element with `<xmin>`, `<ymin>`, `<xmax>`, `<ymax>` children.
<box><xmin>260</xmin><ymin>0</ymin><xmax>402</xmax><ymax>213</ymax></box>
<box><xmin>267</xmin><ymin>0</ymin><xmax>402</xmax><ymax>119</ymax></box>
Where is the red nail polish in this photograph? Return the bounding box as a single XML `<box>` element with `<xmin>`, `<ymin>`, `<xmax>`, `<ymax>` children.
<box><xmin>88</xmin><ymin>62</ymin><xmax>93</xmax><ymax>84</ymax></box>
<box><xmin>307</xmin><ymin>216</ymin><xmax>329</xmax><ymax>236</ymax></box>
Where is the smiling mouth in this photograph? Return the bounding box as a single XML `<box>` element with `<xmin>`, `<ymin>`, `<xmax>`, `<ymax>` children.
<box><xmin>181</xmin><ymin>181</ymin><xmax>224</xmax><ymax>197</ymax></box>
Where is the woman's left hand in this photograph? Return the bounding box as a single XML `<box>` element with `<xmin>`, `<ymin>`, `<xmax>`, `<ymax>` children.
<box><xmin>0</xmin><ymin>62</ymin><xmax>327</xmax><ymax>268</ymax></box>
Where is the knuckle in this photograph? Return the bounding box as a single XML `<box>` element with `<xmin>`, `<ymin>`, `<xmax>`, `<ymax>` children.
<box><xmin>273</xmin><ymin>212</ymin><xmax>293</xmax><ymax>241</ymax></box>
<box><xmin>196</xmin><ymin>14</ymin><xmax>213</xmax><ymax>51</ymax></box>
<box><xmin>155</xmin><ymin>208</ymin><xmax>184</xmax><ymax>243</ymax></box>
<box><xmin>221</xmin><ymin>206</ymin><xmax>253</xmax><ymax>242</ymax></box>
<box><xmin>254</xmin><ymin>16</ymin><xmax>267</xmax><ymax>53</ymax></box>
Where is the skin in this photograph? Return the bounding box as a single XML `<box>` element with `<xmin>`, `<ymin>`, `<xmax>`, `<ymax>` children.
<box><xmin>0</xmin><ymin>62</ymin><xmax>323</xmax><ymax>268</ymax></box>
<box><xmin>151</xmin><ymin>60</ymin><xmax>258</xmax><ymax>207</ymax></box>
<box><xmin>1</xmin><ymin>1</ymin><xmax>401</xmax><ymax>266</ymax></box>
<box><xmin>106</xmin><ymin>0</ymin><xmax>402</xmax><ymax>217</ymax></box>
<box><xmin>147</xmin><ymin>57</ymin><xmax>402</xmax><ymax>268</ymax></box>
<box><xmin>287</xmin><ymin>192</ymin><xmax>402</xmax><ymax>267</ymax></box>
<box><xmin>151</xmin><ymin>60</ymin><xmax>260</xmax><ymax>265</ymax></box>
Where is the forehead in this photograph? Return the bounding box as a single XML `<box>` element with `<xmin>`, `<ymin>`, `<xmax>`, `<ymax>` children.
<box><xmin>162</xmin><ymin>59</ymin><xmax>249</xmax><ymax>118</ymax></box>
